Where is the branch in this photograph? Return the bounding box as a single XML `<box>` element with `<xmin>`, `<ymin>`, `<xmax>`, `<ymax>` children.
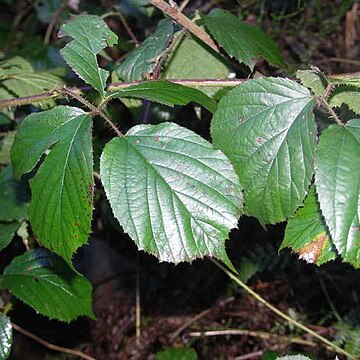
<box><xmin>147</xmin><ymin>0</ymin><xmax>219</xmax><ymax>53</ymax></box>
<box><xmin>12</xmin><ymin>322</ymin><xmax>95</xmax><ymax>360</ymax></box>
<box><xmin>0</xmin><ymin>79</ymin><xmax>247</xmax><ymax>110</ymax></box>
<box><xmin>210</xmin><ymin>259</ymin><xmax>357</xmax><ymax>360</ymax></box>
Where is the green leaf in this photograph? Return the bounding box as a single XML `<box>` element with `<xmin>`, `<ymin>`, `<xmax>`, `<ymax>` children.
<box><xmin>108</xmin><ymin>80</ymin><xmax>217</xmax><ymax>113</ymax></box>
<box><xmin>203</xmin><ymin>9</ymin><xmax>285</xmax><ymax>70</ymax></box>
<box><xmin>11</xmin><ymin>106</ymin><xmax>93</xmax><ymax>267</ymax></box>
<box><xmin>211</xmin><ymin>77</ymin><xmax>316</xmax><ymax>224</ymax></box>
<box><xmin>329</xmin><ymin>85</ymin><xmax>360</xmax><ymax>115</ymax></box>
<box><xmin>115</xmin><ymin>19</ymin><xmax>174</xmax><ymax>81</ymax></box>
<box><xmin>59</xmin><ymin>14</ymin><xmax>118</xmax><ymax>95</ymax></box>
<box><xmin>0</xmin><ymin>222</ymin><xmax>19</xmax><ymax>252</ymax></box>
<box><xmin>0</xmin><ymin>313</ymin><xmax>12</xmax><ymax>359</ymax></box>
<box><xmin>328</xmin><ymin>73</ymin><xmax>360</xmax><ymax>87</ymax></box>
<box><xmin>0</xmin><ymin>131</ymin><xmax>16</xmax><ymax>165</ymax></box>
<box><xmin>156</xmin><ymin>347</ymin><xmax>198</xmax><ymax>360</ymax></box>
<box><xmin>315</xmin><ymin>119</ymin><xmax>360</xmax><ymax>267</ymax></box>
<box><xmin>0</xmin><ymin>57</ymin><xmax>64</xmax><ymax>107</ymax></box>
<box><xmin>281</xmin><ymin>186</ymin><xmax>337</xmax><ymax>265</ymax></box>
<box><xmin>100</xmin><ymin>122</ymin><xmax>242</xmax><ymax>266</ymax></box>
<box><xmin>0</xmin><ymin>248</ymin><xmax>94</xmax><ymax>322</ymax></box>
<box><xmin>0</xmin><ymin>165</ymin><xmax>29</xmax><ymax>222</ymax></box>
<box><xmin>276</xmin><ymin>356</ymin><xmax>312</xmax><ymax>360</ymax></box>
<box><xmin>296</xmin><ymin>67</ymin><xmax>328</xmax><ymax>97</ymax></box>
<box><xmin>162</xmin><ymin>35</ymin><xmax>229</xmax><ymax>96</ymax></box>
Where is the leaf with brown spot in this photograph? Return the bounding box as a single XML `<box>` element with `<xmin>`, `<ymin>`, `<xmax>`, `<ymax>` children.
<box><xmin>281</xmin><ymin>185</ymin><xmax>337</xmax><ymax>265</ymax></box>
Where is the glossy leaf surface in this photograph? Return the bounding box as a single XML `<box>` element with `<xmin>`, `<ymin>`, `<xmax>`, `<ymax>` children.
<box><xmin>281</xmin><ymin>186</ymin><xmax>336</xmax><ymax>265</ymax></box>
<box><xmin>0</xmin><ymin>313</ymin><xmax>12</xmax><ymax>359</ymax></box>
<box><xmin>11</xmin><ymin>106</ymin><xmax>93</xmax><ymax>267</ymax></box>
<box><xmin>59</xmin><ymin>15</ymin><xmax>118</xmax><ymax>95</ymax></box>
<box><xmin>203</xmin><ymin>9</ymin><xmax>285</xmax><ymax>70</ymax></box>
<box><xmin>115</xmin><ymin>19</ymin><xmax>173</xmax><ymax>81</ymax></box>
<box><xmin>0</xmin><ymin>249</ymin><xmax>94</xmax><ymax>322</ymax></box>
<box><xmin>211</xmin><ymin>77</ymin><xmax>316</xmax><ymax>224</ymax></box>
<box><xmin>100</xmin><ymin>122</ymin><xmax>242</xmax><ymax>266</ymax></box>
<box><xmin>315</xmin><ymin>119</ymin><xmax>360</xmax><ymax>267</ymax></box>
<box><xmin>108</xmin><ymin>80</ymin><xmax>216</xmax><ymax>113</ymax></box>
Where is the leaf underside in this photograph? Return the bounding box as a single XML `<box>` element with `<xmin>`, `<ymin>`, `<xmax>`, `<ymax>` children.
<box><xmin>59</xmin><ymin>14</ymin><xmax>118</xmax><ymax>95</ymax></box>
<box><xmin>100</xmin><ymin>122</ymin><xmax>242</xmax><ymax>266</ymax></box>
<box><xmin>108</xmin><ymin>80</ymin><xmax>217</xmax><ymax>113</ymax></box>
<box><xmin>115</xmin><ymin>19</ymin><xmax>174</xmax><ymax>82</ymax></box>
<box><xmin>0</xmin><ymin>249</ymin><xmax>94</xmax><ymax>322</ymax></box>
<box><xmin>203</xmin><ymin>9</ymin><xmax>285</xmax><ymax>70</ymax></box>
<box><xmin>11</xmin><ymin>106</ymin><xmax>93</xmax><ymax>267</ymax></box>
<box><xmin>211</xmin><ymin>77</ymin><xmax>316</xmax><ymax>224</ymax></box>
<box><xmin>282</xmin><ymin>185</ymin><xmax>337</xmax><ymax>265</ymax></box>
<box><xmin>315</xmin><ymin>119</ymin><xmax>360</xmax><ymax>267</ymax></box>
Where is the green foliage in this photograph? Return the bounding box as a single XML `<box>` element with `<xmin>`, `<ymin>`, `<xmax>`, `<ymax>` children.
<box><xmin>0</xmin><ymin>249</ymin><xmax>94</xmax><ymax>322</ymax></box>
<box><xmin>155</xmin><ymin>347</ymin><xmax>198</xmax><ymax>360</ymax></box>
<box><xmin>335</xmin><ymin>322</ymin><xmax>360</xmax><ymax>357</ymax></box>
<box><xmin>211</xmin><ymin>77</ymin><xmax>316</xmax><ymax>224</ymax></box>
<box><xmin>0</xmin><ymin>313</ymin><xmax>12</xmax><ymax>360</ymax></box>
<box><xmin>0</xmin><ymin>165</ymin><xmax>29</xmax><ymax>222</ymax></box>
<box><xmin>315</xmin><ymin>120</ymin><xmax>360</xmax><ymax>267</ymax></box>
<box><xmin>0</xmin><ymin>57</ymin><xmax>64</xmax><ymax>107</ymax></box>
<box><xmin>11</xmin><ymin>106</ymin><xmax>93</xmax><ymax>267</ymax></box>
<box><xmin>276</xmin><ymin>356</ymin><xmax>312</xmax><ymax>360</ymax></box>
<box><xmin>59</xmin><ymin>15</ymin><xmax>118</xmax><ymax>96</ymax></box>
<box><xmin>281</xmin><ymin>186</ymin><xmax>337</xmax><ymax>265</ymax></box>
<box><xmin>108</xmin><ymin>80</ymin><xmax>217</xmax><ymax>113</ymax></box>
<box><xmin>100</xmin><ymin>122</ymin><xmax>242</xmax><ymax>267</ymax></box>
<box><xmin>161</xmin><ymin>34</ymin><xmax>229</xmax><ymax>96</ymax></box>
<box><xmin>115</xmin><ymin>19</ymin><xmax>174</xmax><ymax>81</ymax></box>
<box><xmin>203</xmin><ymin>9</ymin><xmax>285</xmax><ymax>70</ymax></box>
<box><xmin>0</xmin><ymin>222</ymin><xmax>19</xmax><ymax>252</ymax></box>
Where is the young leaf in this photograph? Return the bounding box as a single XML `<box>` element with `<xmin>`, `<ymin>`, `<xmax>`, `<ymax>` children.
<box><xmin>0</xmin><ymin>222</ymin><xmax>20</xmax><ymax>252</ymax></box>
<box><xmin>162</xmin><ymin>35</ymin><xmax>229</xmax><ymax>96</ymax></box>
<box><xmin>100</xmin><ymin>122</ymin><xmax>242</xmax><ymax>267</ymax></box>
<box><xmin>108</xmin><ymin>80</ymin><xmax>217</xmax><ymax>113</ymax></box>
<box><xmin>296</xmin><ymin>67</ymin><xmax>328</xmax><ymax>97</ymax></box>
<box><xmin>203</xmin><ymin>9</ymin><xmax>285</xmax><ymax>70</ymax></box>
<box><xmin>315</xmin><ymin>119</ymin><xmax>360</xmax><ymax>267</ymax></box>
<box><xmin>0</xmin><ymin>248</ymin><xmax>94</xmax><ymax>322</ymax></box>
<box><xmin>156</xmin><ymin>347</ymin><xmax>198</xmax><ymax>360</ymax></box>
<box><xmin>0</xmin><ymin>313</ymin><xmax>12</xmax><ymax>359</ymax></box>
<box><xmin>329</xmin><ymin>85</ymin><xmax>360</xmax><ymax>115</ymax></box>
<box><xmin>115</xmin><ymin>19</ymin><xmax>174</xmax><ymax>81</ymax></box>
<box><xmin>281</xmin><ymin>186</ymin><xmax>337</xmax><ymax>265</ymax></box>
<box><xmin>59</xmin><ymin>15</ymin><xmax>118</xmax><ymax>96</ymax></box>
<box><xmin>0</xmin><ymin>165</ymin><xmax>29</xmax><ymax>222</ymax></box>
<box><xmin>211</xmin><ymin>77</ymin><xmax>316</xmax><ymax>224</ymax></box>
<box><xmin>11</xmin><ymin>106</ymin><xmax>93</xmax><ymax>267</ymax></box>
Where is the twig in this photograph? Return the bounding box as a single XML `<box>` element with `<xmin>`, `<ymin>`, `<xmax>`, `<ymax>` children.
<box><xmin>316</xmin><ymin>96</ymin><xmax>343</xmax><ymax>126</ymax></box>
<box><xmin>107</xmin><ymin>78</ymin><xmax>246</xmax><ymax>92</ymax></box>
<box><xmin>135</xmin><ymin>252</ymin><xmax>141</xmax><ymax>347</ymax></box>
<box><xmin>234</xmin><ymin>351</ymin><xmax>263</xmax><ymax>360</ymax></box>
<box><xmin>44</xmin><ymin>1</ymin><xmax>68</xmax><ymax>45</ymax></box>
<box><xmin>210</xmin><ymin>259</ymin><xmax>357</xmax><ymax>360</ymax></box>
<box><xmin>170</xmin><ymin>297</ymin><xmax>234</xmax><ymax>342</ymax></box>
<box><xmin>188</xmin><ymin>329</ymin><xmax>318</xmax><ymax>347</ymax></box>
<box><xmin>147</xmin><ymin>0</ymin><xmax>219</xmax><ymax>53</ymax></box>
<box><xmin>60</xmin><ymin>88</ymin><xmax>124</xmax><ymax>137</ymax></box>
<box><xmin>11</xmin><ymin>322</ymin><xmax>96</xmax><ymax>360</ymax></box>
<box><xmin>102</xmin><ymin>10</ymin><xmax>140</xmax><ymax>46</ymax></box>
<box><xmin>0</xmin><ymin>79</ymin><xmax>246</xmax><ymax>110</ymax></box>
<box><xmin>317</xmin><ymin>57</ymin><xmax>360</xmax><ymax>67</ymax></box>
<box><xmin>319</xmin><ymin>278</ymin><xmax>342</xmax><ymax>322</ymax></box>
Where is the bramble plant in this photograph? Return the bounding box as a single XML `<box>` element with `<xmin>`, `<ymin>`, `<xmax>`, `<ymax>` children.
<box><xmin>0</xmin><ymin>1</ymin><xmax>360</xmax><ymax>358</ymax></box>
